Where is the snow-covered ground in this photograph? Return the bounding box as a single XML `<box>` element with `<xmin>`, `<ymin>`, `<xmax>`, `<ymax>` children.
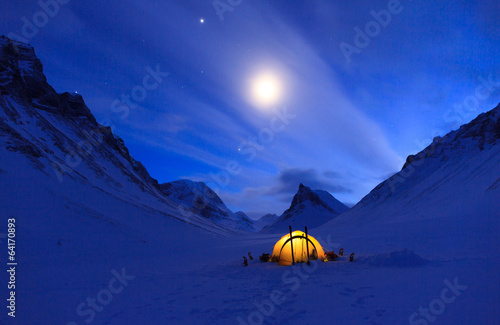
<box><xmin>1</xmin><ymin>122</ymin><xmax>498</xmax><ymax>324</ymax></box>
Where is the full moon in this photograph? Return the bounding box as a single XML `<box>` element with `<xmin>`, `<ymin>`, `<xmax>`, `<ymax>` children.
<box><xmin>249</xmin><ymin>73</ymin><xmax>283</xmax><ymax>108</ymax></box>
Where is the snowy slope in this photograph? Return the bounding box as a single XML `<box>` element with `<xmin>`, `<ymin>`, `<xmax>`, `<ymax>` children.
<box><xmin>0</xmin><ymin>36</ymin><xmax>249</xmax><ymax>235</ymax></box>
<box><xmin>315</xmin><ymin>189</ymin><xmax>350</xmax><ymax>214</ymax></box>
<box><xmin>234</xmin><ymin>210</ymin><xmax>250</xmax><ymax>220</ymax></box>
<box><xmin>304</xmin><ymin>104</ymin><xmax>500</xmax><ymax>323</ymax></box>
<box><xmin>311</xmin><ymin>103</ymin><xmax>500</xmax><ymax>258</ymax></box>
<box><xmin>0</xmin><ymin>36</ymin><xmax>247</xmax><ymax>323</ymax></box>
<box><xmin>252</xmin><ymin>213</ymin><xmax>279</xmax><ymax>230</ymax></box>
<box><xmin>159</xmin><ymin>180</ymin><xmax>255</xmax><ymax>231</ymax></box>
<box><xmin>320</xmin><ymin>103</ymin><xmax>500</xmax><ymax>235</ymax></box>
<box><xmin>262</xmin><ymin>183</ymin><xmax>349</xmax><ymax>233</ymax></box>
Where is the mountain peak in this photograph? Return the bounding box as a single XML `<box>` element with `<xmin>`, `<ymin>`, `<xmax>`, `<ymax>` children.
<box><xmin>159</xmin><ymin>179</ymin><xmax>224</xmax><ymax>206</ymax></box>
<box><xmin>290</xmin><ymin>183</ymin><xmax>322</xmax><ymax>209</ymax></box>
<box><xmin>159</xmin><ymin>180</ymin><xmax>255</xmax><ymax>231</ymax></box>
<box><xmin>401</xmin><ymin>102</ymin><xmax>500</xmax><ymax>171</ymax></box>
<box><xmin>0</xmin><ymin>36</ymin><xmax>57</xmax><ymax>106</ymax></box>
<box><xmin>0</xmin><ymin>37</ymin><xmax>101</xmax><ymax>126</ymax></box>
<box><xmin>354</xmin><ymin>103</ymin><xmax>500</xmax><ymax>214</ymax></box>
<box><xmin>261</xmin><ymin>184</ymin><xmax>349</xmax><ymax>232</ymax></box>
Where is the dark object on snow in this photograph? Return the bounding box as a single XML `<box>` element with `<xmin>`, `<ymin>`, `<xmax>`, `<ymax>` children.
<box><xmin>325</xmin><ymin>251</ymin><xmax>339</xmax><ymax>261</ymax></box>
<box><xmin>305</xmin><ymin>226</ymin><xmax>311</xmax><ymax>265</ymax></box>
<box><xmin>339</xmin><ymin>248</ymin><xmax>344</xmax><ymax>256</ymax></box>
<box><xmin>349</xmin><ymin>253</ymin><xmax>355</xmax><ymax>262</ymax></box>
<box><xmin>248</xmin><ymin>252</ymin><xmax>253</xmax><ymax>260</ymax></box>
<box><xmin>289</xmin><ymin>225</ymin><xmax>295</xmax><ymax>265</ymax></box>
<box><xmin>242</xmin><ymin>256</ymin><xmax>248</xmax><ymax>266</ymax></box>
<box><xmin>260</xmin><ymin>253</ymin><xmax>271</xmax><ymax>262</ymax></box>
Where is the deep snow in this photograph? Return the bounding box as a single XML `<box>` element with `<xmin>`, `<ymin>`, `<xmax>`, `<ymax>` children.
<box><xmin>1</xmin><ymin>103</ymin><xmax>498</xmax><ymax>324</ymax></box>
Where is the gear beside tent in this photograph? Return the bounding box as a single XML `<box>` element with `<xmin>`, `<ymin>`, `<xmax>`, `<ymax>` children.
<box><xmin>271</xmin><ymin>226</ymin><xmax>326</xmax><ymax>265</ymax></box>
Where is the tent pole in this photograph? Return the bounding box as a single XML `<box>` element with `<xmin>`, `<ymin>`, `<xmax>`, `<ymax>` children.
<box><xmin>305</xmin><ymin>226</ymin><xmax>310</xmax><ymax>265</ymax></box>
<box><xmin>289</xmin><ymin>225</ymin><xmax>295</xmax><ymax>265</ymax></box>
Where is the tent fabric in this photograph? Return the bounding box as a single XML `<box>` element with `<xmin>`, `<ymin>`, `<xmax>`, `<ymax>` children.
<box><xmin>271</xmin><ymin>231</ymin><xmax>326</xmax><ymax>266</ymax></box>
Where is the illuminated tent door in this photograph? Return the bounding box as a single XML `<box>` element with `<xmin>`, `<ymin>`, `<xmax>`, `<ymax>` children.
<box><xmin>271</xmin><ymin>230</ymin><xmax>325</xmax><ymax>266</ymax></box>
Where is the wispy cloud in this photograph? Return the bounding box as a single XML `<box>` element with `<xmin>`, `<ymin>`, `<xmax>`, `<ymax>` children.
<box><xmin>98</xmin><ymin>0</ymin><xmax>405</xmax><ymax>213</ymax></box>
<box><xmin>272</xmin><ymin>168</ymin><xmax>351</xmax><ymax>195</ymax></box>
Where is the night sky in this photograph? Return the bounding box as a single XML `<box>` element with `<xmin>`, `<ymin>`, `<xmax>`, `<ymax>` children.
<box><xmin>2</xmin><ymin>0</ymin><xmax>499</xmax><ymax>218</ymax></box>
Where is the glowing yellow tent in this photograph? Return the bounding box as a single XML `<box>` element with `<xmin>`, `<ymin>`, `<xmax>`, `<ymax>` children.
<box><xmin>271</xmin><ymin>228</ymin><xmax>325</xmax><ymax>266</ymax></box>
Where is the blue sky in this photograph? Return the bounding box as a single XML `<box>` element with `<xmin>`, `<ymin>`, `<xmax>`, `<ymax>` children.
<box><xmin>1</xmin><ymin>0</ymin><xmax>499</xmax><ymax>218</ymax></box>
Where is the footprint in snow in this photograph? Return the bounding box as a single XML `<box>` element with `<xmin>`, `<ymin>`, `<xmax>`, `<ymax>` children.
<box><xmin>339</xmin><ymin>287</ymin><xmax>357</xmax><ymax>296</ymax></box>
<box><xmin>351</xmin><ymin>294</ymin><xmax>375</xmax><ymax>308</ymax></box>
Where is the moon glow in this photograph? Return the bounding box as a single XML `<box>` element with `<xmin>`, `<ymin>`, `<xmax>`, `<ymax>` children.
<box><xmin>249</xmin><ymin>72</ymin><xmax>283</xmax><ymax>108</ymax></box>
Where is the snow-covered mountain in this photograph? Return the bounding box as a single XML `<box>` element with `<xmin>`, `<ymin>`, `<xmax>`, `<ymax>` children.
<box><xmin>159</xmin><ymin>180</ymin><xmax>255</xmax><ymax>231</ymax></box>
<box><xmin>0</xmin><ymin>36</ymin><xmax>249</xmax><ymax>235</ymax></box>
<box><xmin>234</xmin><ymin>210</ymin><xmax>249</xmax><ymax>219</ymax></box>
<box><xmin>316</xmin><ymin>103</ymin><xmax>500</xmax><ymax>256</ymax></box>
<box><xmin>262</xmin><ymin>183</ymin><xmax>349</xmax><ymax>233</ymax></box>
<box><xmin>252</xmin><ymin>213</ymin><xmax>279</xmax><ymax>230</ymax></box>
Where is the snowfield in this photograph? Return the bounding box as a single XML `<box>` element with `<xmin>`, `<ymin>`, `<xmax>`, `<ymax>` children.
<box><xmin>1</xmin><ymin>125</ymin><xmax>498</xmax><ymax>324</ymax></box>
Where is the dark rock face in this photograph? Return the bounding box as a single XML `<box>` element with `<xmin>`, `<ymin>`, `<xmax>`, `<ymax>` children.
<box><xmin>58</xmin><ymin>92</ymin><xmax>97</xmax><ymax>125</ymax></box>
<box><xmin>402</xmin><ymin>155</ymin><xmax>415</xmax><ymax>170</ymax></box>
<box><xmin>158</xmin><ymin>180</ymin><xmax>255</xmax><ymax>231</ymax></box>
<box><xmin>0</xmin><ymin>37</ymin><xmax>101</xmax><ymax>124</ymax></box>
<box><xmin>159</xmin><ymin>181</ymin><xmax>224</xmax><ymax>208</ymax></box>
<box><xmin>0</xmin><ymin>37</ymin><xmax>59</xmax><ymax>108</ymax></box>
<box><xmin>401</xmin><ymin>103</ymin><xmax>500</xmax><ymax>171</ymax></box>
<box><xmin>286</xmin><ymin>183</ymin><xmax>336</xmax><ymax>216</ymax></box>
<box><xmin>0</xmin><ymin>35</ymin><xmax>253</xmax><ymax>233</ymax></box>
<box><xmin>260</xmin><ymin>183</ymin><xmax>349</xmax><ymax>232</ymax></box>
<box><xmin>0</xmin><ymin>36</ymin><xmax>159</xmax><ymax>192</ymax></box>
<box><xmin>159</xmin><ymin>181</ymin><xmax>228</xmax><ymax>221</ymax></box>
<box><xmin>360</xmin><ymin>103</ymin><xmax>500</xmax><ymax>208</ymax></box>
